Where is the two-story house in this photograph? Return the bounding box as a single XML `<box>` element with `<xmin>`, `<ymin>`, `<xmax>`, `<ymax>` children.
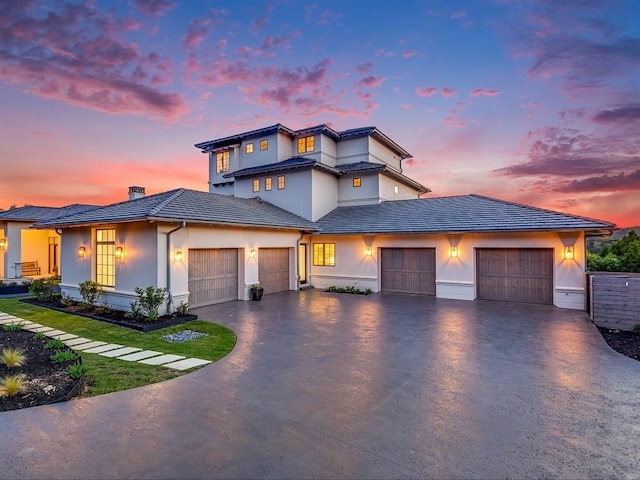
<box><xmin>37</xmin><ymin>123</ymin><xmax>615</xmax><ymax>313</ymax></box>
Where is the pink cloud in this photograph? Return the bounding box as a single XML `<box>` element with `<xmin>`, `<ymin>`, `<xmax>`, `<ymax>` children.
<box><xmin>451</xmin><ymin>11</ymin><xmax>467</xmax><ymax>19</ymax></box>
<box><xmin>441</xmin><ymin>88</ymin><xmax>456</xmax><ymax>97</ymax></box>
<box><xmin>261</xmin><ymin>32</ymin><xmax>300</xmax><ymax>50</ymax></box>
<box><xmin>375</xmin><ymin>49</ymin><xmax>395</xmax><ymax>57</ymax></box>
<box><xmin>403</xmin><ymin>50</ymin><xmax>417</xmax><ymax>58</ymax></box>
<box><xmin>415</xmin><ymin>86</ymin><xmax>437</xmax><ymax>97</ymax></box>
<box><xmin>355</xmin><ymin>75</ymin><xmax>386</xmax><ymax>88</ymax></box>
<box><xmin>470</xmin><ymin>88</ymin><xmax>501</xmax><ymax>97</ymax></box>
<box><xmin>356</xmin><ymin>62</ymin><xmax>374</xmax><ymax>74</ymax></box>
<box><xmin>134</xmin><ymin>0</ymin><xmax>177</xmax><ymax>17</ymax></box>
<box><xmin>443</xmin><ymin>110</ymin><xmax>465</xmax><ymax>128</ymax></box>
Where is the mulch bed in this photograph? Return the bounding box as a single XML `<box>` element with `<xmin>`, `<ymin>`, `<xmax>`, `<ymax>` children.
<box><xmin>598</xmin><ymin>327</ymin><xmax>640</xmax><ymax>361</ymax></box>
<box><xmin>20</xmin><ymin>298</ymin><xmax>196</xmax><ymax>331</ymax></box>
<box><xmin>1</xmin><ymin>330</ymin><xmax>82</xmax><ymax>412</ymax></box>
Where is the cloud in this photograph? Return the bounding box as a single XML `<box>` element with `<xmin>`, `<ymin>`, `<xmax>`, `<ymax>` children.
<box><xmin>355</xmin><ymin>75</ymin><xmax>386</xmax><ymax>88</ymax></box>
<box><xmin>451</xmin><ymin>11</ymin><xmax>467</xmax><ymax>20</ymax></box>
<box><xmin>0</xmin><ymin>2</ymin><xmax>187</xmax><ymax>121</ymax></box>
<box><xmin>470</xmin><ymin>88</ymin><xmax>501</xmax><ymax>97</ymax></box>
<box><xmin>593</xmin><ymin>104</ymin><xmax>640</xmax><ymax>124</ymax></box>
<box><xmin>558</xmin><ymin>169</ymin><xmax>640</xmax><ymax>193</ymax></box>
<box><xmin>441</xmin><ymin>88</ymin><xmax>456</xmax><ymax>98</ymax></box>
<box><xmin>261</xmin><ymin>31</ymin><xmax>300</xmax><ymax>50</ymax></box>
<box><xmin>355</xmin><ymin>62</ymin><xmax>374</xmax><ymax>74</ymax></box>
<box><xmin>403</xmin><ymin>50</ymin><xmax>417</xmax><ymax>58</ymax></box>
<box><xmin>415</xmin><ymin>86</ymin><xmax>437</xmax><ymax>97</ymax></box>
<box><xmin>134</xmin><ymin>0</ymin><xmax>176</xmax><ymax>17</ymax></box>
<box><xmin>182</xmin><ymin>10</ymin><xmax>223</xmax><ymax>50</ymax></box>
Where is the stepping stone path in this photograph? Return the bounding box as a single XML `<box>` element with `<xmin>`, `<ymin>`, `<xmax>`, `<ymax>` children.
<box><xmin>0</xmin><ymin>311</ymin><xmax>211</xmax><ymax>371</ymax></box>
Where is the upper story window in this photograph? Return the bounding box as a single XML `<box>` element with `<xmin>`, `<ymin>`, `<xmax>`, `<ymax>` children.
<box><xmin>245</xmin><ymin>143</ymin><xmax>254</xmax><ymax>154</ymax></box>
<box><xmin>297</xmin><ymin>135</ymin><xmax>315</xmax><ymax>154</ymax></box>
<box><xmin>353</xmin><ymin>177</ymin><xmax>362</xmax><ymax>187</ymax></box>
<box><xmin>96</xmin><ymin>228</ymin><xmax>115</xmax><ymax>287</ymax></box>
<box><xmin>216</xmin><ymin>151</ymin><xmax>230</xmax><ymax>173</ymax></box>
<box><xmin>253</xmin><ymin>179</ymin><xmax>260</xmax><ymax>192</ymax></box>
<box><xmin>394</xmin><ymin>185</ymin><xmax>399</xmax><ymax>194</ymax></box>
<box><xmin>265</xmin><ymin>177</ymin><xmax>273</xmax><ymax>191</ymax></box>
<box><xmin>260</xmin><ymin>139</ymin><xmax>268</xmax><ymax>150</ymax></box>
<box><xmin>313</xmin><ymin>243</ymin><xmax>335</xmax><ymax>266</ymax></box>
<box><xmin>278</xmin><ymin>175</ymin><xmax>285</xmax><ymax>190</ymax></box>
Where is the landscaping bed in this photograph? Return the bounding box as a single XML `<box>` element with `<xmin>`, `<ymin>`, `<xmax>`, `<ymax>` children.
<box><xmin>598</xmin><ymin>327</ymin><xmax>640</xmax><ymax>361</ymax></box>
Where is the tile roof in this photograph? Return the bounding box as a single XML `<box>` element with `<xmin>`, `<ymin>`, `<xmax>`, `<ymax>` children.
<box><xmin>35</xmin><ymin>189</ymin><xmax>317</xmax><ymax>231</ymax></box>
<box><xmin>0</xmin><ymin>204</ymin><xmax>98</xmax><ymax>222</ymax></box>
<box><xmin>316</xmin><ymin>194</ymin><xmax>616</xmax><ymax>234</ymax></box>
<box><xmin>225</xmin><ymin>157</ymin><xmax>341</xmax><ymax>179</ymax></box>
<box><xmin>194</xmin><ymin>124</ymin><xmax>294</xmax><ymax>152</ymax></box>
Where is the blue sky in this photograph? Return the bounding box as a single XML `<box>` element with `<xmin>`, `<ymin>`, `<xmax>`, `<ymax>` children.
<box><xmin>1</xmin><ymin>0</ymin><xmax>638</xmax><ymax>226</ymax></box>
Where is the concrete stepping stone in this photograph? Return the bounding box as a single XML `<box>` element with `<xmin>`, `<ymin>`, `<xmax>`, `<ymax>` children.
<box><xmin>0</xmin><ymin>317</ymin><xmax>23</xmax><ymax>324</ymax></box>
<box><xmin>82</xmin><ymin>344</ymin><xmax>124</xmax><ymax>354</ymax></box>
<box><xmin>20</xmin><ymin>323</ymin><xmax>43</xmax><ymax>330</ymax></box>
<box><xmin>99</xmin><ymin>347</ymin><xmax>142</xmax><ymax>358</ymax></box>
<box><xmin>163</xmin><ymin>358</ymin><xmax>212</xmax><ymax>371</ymax></box>
<box><xmin>139</xmin><ymin>354</ymin><xmax>185</xmax><ymax>365</ymax></box>
<box><xmin>43</xmin><ymin>329</ymin><xmax>66</xmax><ymax>337</ymax></box>
<box><xmin>117</xmin><ymin>350</ymin><xmax>164</xmax><ymax>362</ymax></box>
<box><xmin>33</xmin><ymin>326</ymin><xmax>54</xmax><ymax>333</ymax></box>
<box><xmin>72</xmin><ymin>341</ymin><xmax>108</xmax><ymax>351</ymax></box>
<box><xmin>64</xmin><ymin>337</ymin><xmax>93</xmax><ymax>347</ymax></box>
<box><xmin>53</xmin><ymin>333</ymin><xmax>78</xmax><ymax>341</ymax></box>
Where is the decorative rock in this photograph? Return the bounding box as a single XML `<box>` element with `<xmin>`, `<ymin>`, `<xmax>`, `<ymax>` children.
<box><xmin>162</xmin><ymin>330</ymin><xmax>208</xmax><ymax>343</ymax></box>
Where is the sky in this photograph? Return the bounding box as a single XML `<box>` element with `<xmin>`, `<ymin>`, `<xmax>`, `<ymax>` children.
<box><xmin>0</xmin><ymin>0</ymin><xmax>639</xmax><ymax>227</ymax></box>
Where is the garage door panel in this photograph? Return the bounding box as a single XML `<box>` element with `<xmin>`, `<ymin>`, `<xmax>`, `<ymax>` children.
<box><xmin>381</xmin><ymin>248</ymin><xmax>436</xmax><ymax>295</ymax></box>
<box><xmin>259</xmin><ymin>248</ymin><xmax>289</xmax><ymax>294</ymax></box>
<box><xmin>476</xmin><ymin>249</ymin><xmax>553</xmax><ymax>305</ymax></box>
<box><xmin>188</xmin><ymin>249</ymin><xmax>238</xmax><ymax>307</ymax></box>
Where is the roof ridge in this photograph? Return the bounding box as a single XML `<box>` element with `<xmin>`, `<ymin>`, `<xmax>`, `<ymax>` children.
<box><xmin>148</xmin><ymin>188</ymin><xmax>186</xmax><ymax>216</ymax></box>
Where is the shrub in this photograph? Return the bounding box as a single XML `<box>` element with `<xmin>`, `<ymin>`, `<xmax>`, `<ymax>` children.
<box><xmin>51</xmin><ymin>350</ymin><xmax>79</xmax><ymax>363</ymax></box>
<box><xmin>44</xmin><ymin>338</ymin><xmax>66</xmax><ymax>350</ymax></box>
<box><xmin>29</xmin><ymin>277</ymin><xmax>60</xmax><ymax>301</ymax></box>
<box><xmin>0</xmin><ymin>373</ymin><xmax>26</xmax><ymax>397</ymax></box>
<box><xmin>2</xmin><ymin>322</ymin><xmax>24</xmax><ymax>332</ymax></box>
<box><xmin>95</xmin><ymin>301</ymin><xmax>114</xmax><ymax>316</ymax></box>
<box><xmin>1</xmin><ymin>347</ymin><xmax>26</xmax><ymax>368</ymax></box>
<box><xmin>174</xmin><ymin>301</ymin><xmax>190</xmax><ymax>317</ymax></box>
<box><xmin>79</xmin><ymin>280</ymin><xmax>103</xmax><ymax>307</ymax></box>
<box><xmin>125</xmin><ymin>300</ymin><xmax>145</xmax><ymax>321</ymax></box>
<box><xmin>633</xmin><ymin>324</ymin><xmax>640</xmax><ymax>333</ymax></box>
<box><xmin>60</xmin><ymin>294</ymin><xmax>76</xmax><ymax>307</ymax></box>
<box><xmin>133</xmin><ymin>286</ymin><xmax>167</xmax><ymax>322</ymax></box>
<box><xmin>326</xmin><ymin>285</ymin><xmax>372</xmax><ymax>295</ymax></box>
<box><xmin>34</xmin><ymin>331</ymin><xmax>46</xmax><ymax>340</ymax></box>
<box><xmin>67</xmin><ymin>362</ymin><xmax>86</xmax><ymax>380</ymax></box>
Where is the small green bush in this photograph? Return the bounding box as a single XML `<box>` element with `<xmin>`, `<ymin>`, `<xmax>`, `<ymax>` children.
<box><xmin>79</xmin><ymin>280</ymin><xmax>103</xmax><ymax>307</ymax></box>
<box><xmin>327</xmin><ymin>285</ymin><xmax>372</xmax><ymax>295</ymax></box>
<box><xmin>60</xmin><ymin>294</ymin><xmax>76</xmax><ymax>307</ymax></box>
<box><xmin>633</xmin><ymin>324</ymin><xmax>640</xmax><ymax>333</ymax></box>
<box><xmin>2</xmin><ymin>322</ymin><xmax>24</xmax><ymax>332</ymax></box>
<box><xmin>34</xmin><ymin>331</ymin><xmax>46</xmax><ymax>340</ymax></box>
<box><xmin>67</xmin><ymin>362</ymin><xmax>86</xmax><ymax>380</ymax></box>
<box><xmin>1</xmin><ymin>347</ymin><xmax>26</xmax><ymax>368</ymax></box>
<box><xmin>174</xmin><ymin>301</ymin><xmax>190</xmax><ymax>317</ymax></box>
<box><xmin>29</xmin><ymin>277</ymin><xmax>60</xmax><ymax>301</ymax></box>
<box><xmin>44</xmin><ymin>338</ymin><xmax>66</xmax><ymax>350</ymax></box>
<box><xmin>133</xmin><ymin>286</ymin><xmax>167</xmax><ymax>322</ymax></box>
<box><xmin>51</xmin><ymin>350</ymin><xmax>79</xmax><ymax>363</ymax></box>
<box><xmin>0</xmin><ymin>373</ymin><xmax>26</xmax><ymax>397</ymax></box>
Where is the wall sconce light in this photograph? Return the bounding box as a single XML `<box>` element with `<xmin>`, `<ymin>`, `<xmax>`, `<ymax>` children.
<box><xmin>249</xmin><ymin>248</ymin><xmax>257</xmax><ymax>258</ymax></box>
<box><xmin>175</xmin><ymin>249</ymin><xmax>184</xmax><ymax>262</ymax></box>
<box><xmin>450</xmin><ymin>246</ymin><xmax>458</xmax><ymax>258</ymax></box>
<box><xmin>0</xmin><ymin>238</ymin><xmax>6</xmax><ymax>250</ymax></box>
<box><xmin>564</xmin><ymin>246</ymin><xmax>574</xmax><ymax>260</ymax></box>
<box><xmin>364</xmin><ymin>246</ymin><xmax>372</xmax><ymax>256</ymax></box>
<box><xmin>115</xmin><ymin>246</ymin><xmax>124</xmax><ymax>259</ymax></box>
<box><xmin>77</xmin><ymin>246</ymin><xmax>86</xmax><ymax>258</ymax></box>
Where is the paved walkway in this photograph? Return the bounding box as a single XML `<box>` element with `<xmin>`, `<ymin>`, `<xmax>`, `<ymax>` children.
<box><xmin>1</xmin><ymin>290</ymin><xmax>639</xmax><ymax>479</ymax></box>
<box><xmin>0</xmin><ymin>312</ymin><xmax>211</xmax><ymax>371</ymax></box>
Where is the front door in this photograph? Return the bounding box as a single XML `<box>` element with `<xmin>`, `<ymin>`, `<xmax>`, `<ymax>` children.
<box><xmin>48</xmin><ymin>237</ymin><xmax>59</xmax><ymax>275</ymax></box>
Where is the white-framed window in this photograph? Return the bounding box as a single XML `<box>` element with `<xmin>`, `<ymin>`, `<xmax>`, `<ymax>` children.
<box><xmin>96</xmin><ymin>228</ymin><xmax>115</xmax><ymax>287</ymax></box>
<box><xmin>265</xmin><ymin>177</ymin><xmax>272</xmax><ymax>191</ymax></box>
<box><xmin>353</xmin><ymin>177</ymin><xmax>362</xmax><ymax>187</ymax></box>
<box><xmin>253</xmin><ymin>179</ymin><xmax>260</xmax><ymax>192</ymax></box>
<box><xmin>277</xmin><ymin>175</ymin><xmax>285</xmax><ymax>190</ymax></box>
<box><xmin>260</xmin><ymin>139</ymin><xmax>268</xmax><ymax>150</ymax></box>
<box><xmin>297</xmin><ymin>135</ymin><xmax>315</xmax><ymax>153</ymax></box>
<box><xmin>246</xmin><ymin>143</ymin><xmax>254</xmax><ymax>154</ymax></box>
<box><xmin>313</xmin><ymin>243</ymin><xmax>335</xmax><ymax>266</ymax></box>
<box><xmin>216</xmin><ymin>151</ymin><xmax>230</xmax><ymax>173</ymax></box>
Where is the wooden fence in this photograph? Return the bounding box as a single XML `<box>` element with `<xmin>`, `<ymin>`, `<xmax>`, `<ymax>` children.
<box><xmin>587</xmin><ymin>273</ymin><xmax>640</xmax><ymax>331</ymax></box>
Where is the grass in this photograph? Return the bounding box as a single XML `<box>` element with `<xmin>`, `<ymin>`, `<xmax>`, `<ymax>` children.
<box><xmin>0</xmin><ymin>297</ymin><xmax>236</xmax><ymax>397</ymax></box>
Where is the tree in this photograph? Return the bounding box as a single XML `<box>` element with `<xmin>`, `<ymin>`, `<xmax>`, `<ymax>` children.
<box><xmin>587</xmin><ymin>230</ymin><xmax>640</xmax><ymax>273</ymax></box>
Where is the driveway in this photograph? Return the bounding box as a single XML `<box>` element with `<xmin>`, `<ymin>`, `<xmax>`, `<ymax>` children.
<box><xmin>1</xmin><ymin>290</ymin><xmax>639</xmax><ymax>479</ymax></box>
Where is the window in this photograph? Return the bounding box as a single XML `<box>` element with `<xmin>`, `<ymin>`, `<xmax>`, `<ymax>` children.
<box><xmin>253</xmin><ymin>179</ymin><xmax>260</xmax><ymax>192</ymax></box>
<box><xmin>260</xmin><ymin>139</ymin><xmax>268</xmax><ymax>150</ymax></box>
<box><xmin>265</xmin><ymin>177</ymin><xmax>272</xmax><ymax>191</ymax></box>
<box><xmin>394</xmin><ymin>185</ymin><xmax>399</xmax><ymax>194</ymax></box>
<box><xmin>277</xmin><ymin>175</ymin><xmax>285</xmax><ymax>190</ymax></box>
<box><xmin>297</xmin><ymin>135</ymin><xmax>315</xmax><ymax>153</ymax></box>
<box><xmin>313</xmin><ymin>243</ymin><xmax>335</xmax><ymax>266</ymax></box>
<box><xmin>96</xmin><ymin>228</ymin><xmax>116</xmax><ymax>287</ymax></box>
<box><xmin>353</xmin><ymin>177</ymin><xmax>362</xmax><ymax>187</ymax></box>
<box><xmin>245</xmin><ymin>143</ymin><xmax>254</xmax><ymax>154</ymax></box>
<box><xmin>216</xmin><ymin>151</ymin><xmax>230</xmax><ymax>173</ymax></box>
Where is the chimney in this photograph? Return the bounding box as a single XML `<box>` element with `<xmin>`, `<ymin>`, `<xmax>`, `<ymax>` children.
<box><xmin>128</xmin><ymin>186</ymin><xmax>145</xmax><ymax>200</ymax></box>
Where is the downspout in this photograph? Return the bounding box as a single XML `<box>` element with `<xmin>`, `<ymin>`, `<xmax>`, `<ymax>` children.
<box><xmin>166</xmin><ymin>221</ymin><xmax>186</xmax><ymax>314</ymax></box>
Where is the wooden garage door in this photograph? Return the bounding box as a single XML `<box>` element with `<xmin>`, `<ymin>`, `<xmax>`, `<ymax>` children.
<box><xmin>188</xmin><ymin>249</ymin><xmax>238</xmax><ymax>307</ymax></box>
<box><xmin>476</xmin><ymin>248</ymin><xmax>553</xmax><ymax>305</ymax></box>
<box><xmin>258</xmin><ymin>248</ymin><xmax>289</xmax><ymax>294</ymax></box>
<box><xmin>381</xmin><ymin>248</ymin><xmax>436</xmax><ymax>295</ymax></box>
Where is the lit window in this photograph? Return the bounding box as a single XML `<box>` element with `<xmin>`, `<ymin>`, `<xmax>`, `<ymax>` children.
<box><xmin>313</xmin><ymin>243</ymin><xmax>335</xmax><ymax>266</ymax></box>
<box><xmin>253</xmin><ymin>179</ymin><xmax>260</xmax><ymax>192</ymax></box>
<box><xmin>265</xmin><ymin>177</ymin><xmax>272</xmax><ymax>191</ymax></box>
<box><xmin>394</xmin><ymin>185</ymin><xmax>399</xmax><ymax>194</ymax></box>
<box><xmin>216</xmin><ymin>151</ymin><xmax>230</xmax><ymax>173</ymax></box>
<box><xmin>353</xmin><ymin>177</ymin><xmax>361</xmax><ymax>187</ymax></box>
<box><xmin>297</xmin><ymin>135</ymin><xmax>315</xmax><ymax>153</ymax></box>
<box><xmin>96</xmin><ymin>228</ymin><xmax>115</xmax><ymax>287</ymax></box>
<box><xmin>246</xmin><ymin>143</ymin><xmax>254</xmax><ymax>154</ymax></box>
<box><xmin>277</xmin><ymin>175</ymin><xmax>285</xmax><ymax>190</ymax></box>
<box><xmin>260</xmin><ymin>139</ymin><xmax>268</xmax><ymax>150</ymax></box>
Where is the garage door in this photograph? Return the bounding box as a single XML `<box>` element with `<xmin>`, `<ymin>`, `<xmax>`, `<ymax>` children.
<box><xmin>381</xmin><ymin>248</ymin><xmax>436</xmax><ymax>295</ymax></box>
<box><xmin>188</xmin><ymin>249</ymin><xmax>238</xmax><ymax>307</ymax></box>
<box><xmin>258</xmin><ymin>248</ymin><xmax>290</xmax><ymax>294</ymax></box>
<box><xmin>476</xmin><ymin>248</ymin><xmax>553</xmax><ymax>305</ymax></box>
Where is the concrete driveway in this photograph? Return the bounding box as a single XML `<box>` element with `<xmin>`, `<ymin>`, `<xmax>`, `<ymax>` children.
<box><xmin>1</xmin><ymin>290</ymin><xmax>639</xmax><ymax>479</ymax></box>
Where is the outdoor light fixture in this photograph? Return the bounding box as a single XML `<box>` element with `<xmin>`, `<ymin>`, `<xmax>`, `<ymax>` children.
<box><xmin>0</xmin><ymin>238</ymin><xmax>6</xmax><ymax>250</ymax></box>
<box><xmin>115</xmin><ymin>246</ymin><xmax>124</xmax><ymax>259</ymax></box>
<box><xmin>450</xmin><ymin>246</ymin><xmax>458</xmax><ymax>258</ymax></box>
<box><xmin>175</xmin><ymin>249</ymin><xmax>184</xmax><ymax>262</ymax></box>
<box><xmin>77</xmin><ymin>246</ymin><xmax>86</xmax><ymax>258</ymax></box>
<box><xmin>564</xmin><ymin>246</ymin><xmax>574</xmax><ymax>260</ymax></box>
<box><xmin>249</xmin><ymin>248</ymin><xmax>257</xmax><ymax>258</ymax></box>
<box><xmin>364</xmin><ymin>246</ymin><xmax>372</xmax><ymax>256</ymax></box>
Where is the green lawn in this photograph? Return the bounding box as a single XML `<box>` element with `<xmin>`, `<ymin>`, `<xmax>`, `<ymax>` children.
<box><xmin>0</xmin><ymin>298</ymin><xmax>236</xmax><ymax>397</ymax></box>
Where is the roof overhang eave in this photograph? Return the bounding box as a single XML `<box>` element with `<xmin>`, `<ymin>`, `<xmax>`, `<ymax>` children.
<box><xmin>146</xmin><ymin>216</ymin><xmax>317</xmax><ymax>232</ymax></box>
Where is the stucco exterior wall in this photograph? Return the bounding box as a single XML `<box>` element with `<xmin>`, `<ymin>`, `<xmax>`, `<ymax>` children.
<box><xmin>379</xmin><ymin>175</ymin><xmax>420</xmax><ymax>201</ymax></box>
<box><xmin>335</xmin><ymin>137</ymin><xmax>369</xmax><ymax>165</ymax></box>
<box><xmin>369</xmin><ymin>137</ymin><xmax>402</xmax><ymax>170</ymax></box>
<box><xmin>318</xmin><ymin>133</ymin><xmax>337</xmax><ymax>167</ymax></box>
<box><xmin>311</xmin><ymin>170</ymin><xmax>338</xmax><ymax>221</ymax></box>
<box><xmin>337</xmin><ymin>175</ymin><xmax>380</xmax><ymax>207</ymax></box>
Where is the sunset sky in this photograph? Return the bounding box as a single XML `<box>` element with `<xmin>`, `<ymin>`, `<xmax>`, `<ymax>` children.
<box><xmin>1</xmin><ymin>0</ymin><xmax>638</xmax><ymax>227</ymax></box>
